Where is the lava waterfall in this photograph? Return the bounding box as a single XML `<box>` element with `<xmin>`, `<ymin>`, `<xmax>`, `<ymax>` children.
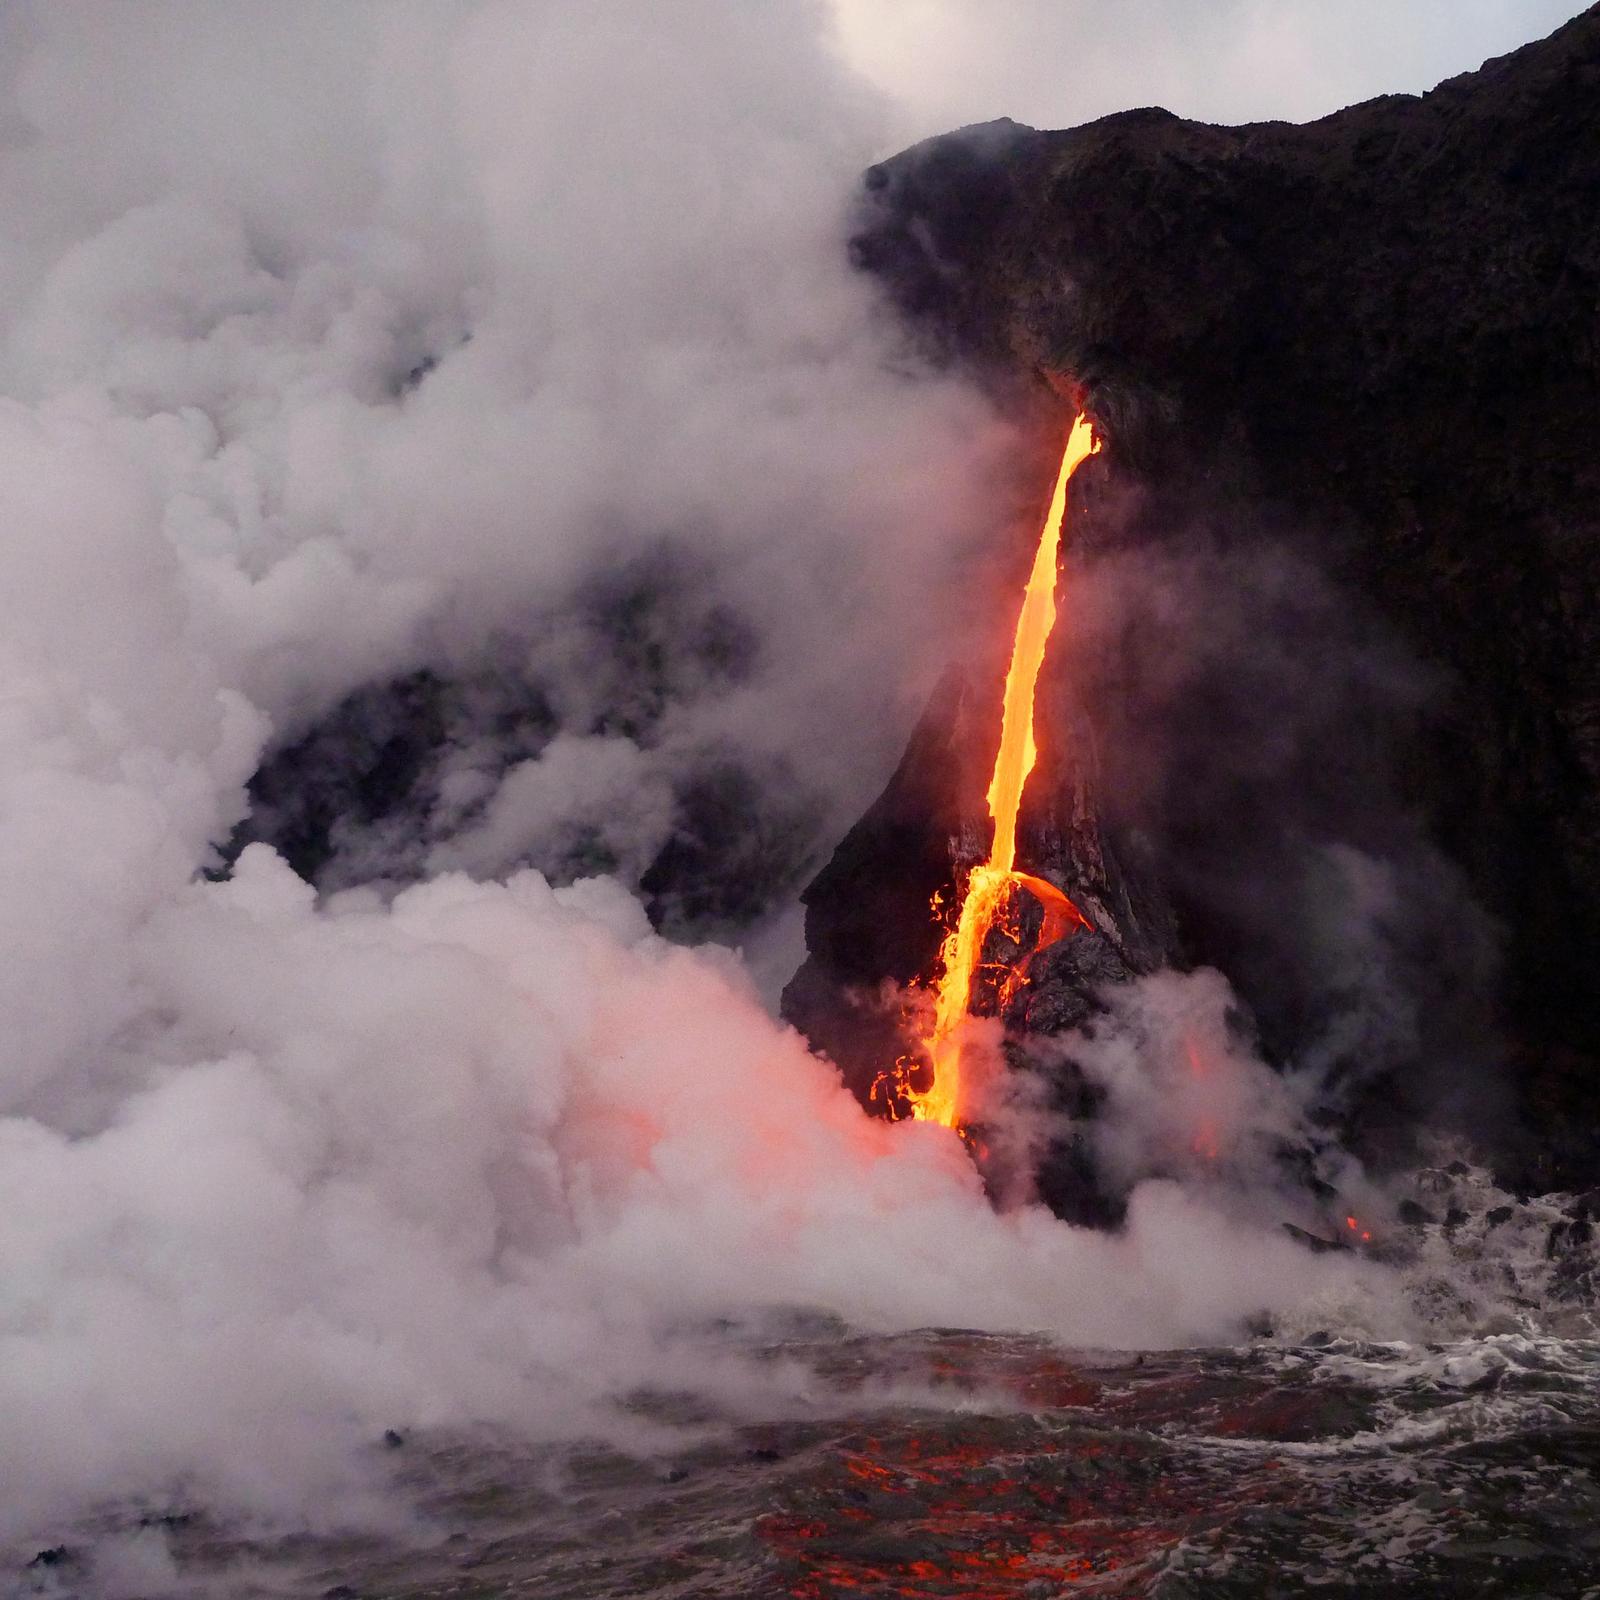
<box><xmin>789</xmin><ymin>3</ymin><xmax>1600</xmax><ymax>1216</ymax></box>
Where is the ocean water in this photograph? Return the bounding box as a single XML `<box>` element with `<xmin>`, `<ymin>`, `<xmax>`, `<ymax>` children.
<box><xmin>13</xmin><ymin>1161</ymin><xmax>1600</xmax><ymax>1599</ymax></box>
<box><xmin>15</xmin><ymin>1326</ymin><xmax>1600</xmax><ymax>1600</ymax></box>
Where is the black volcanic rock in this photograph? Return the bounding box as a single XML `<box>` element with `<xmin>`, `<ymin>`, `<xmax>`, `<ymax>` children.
<box><xmin>798</xmin><ymin>5</ymin><xmax>1600</xmax><ymax>1193</ymax></box>
<box><xmin>781</xmin><ymin>627</ymin><xmax>1171</xmax><ymax>1223</ymax></box>
<box><xmin>228</xmin><ymin>549</ymin><xmax>814</xmax><ymax>940</ymax></box>
<box><xmin>783</xmin><ymin>565</ymin><xmax>1177</xmax><ymax>1120</ymax></box>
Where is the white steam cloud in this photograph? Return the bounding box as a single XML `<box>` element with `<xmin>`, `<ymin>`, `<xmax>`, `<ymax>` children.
<box><xmin>0</xmin><ymin>0</ymin><xmax>1535</xmax><ymax>1565</ymax></box>
<box><xmin>4</xmin><ymin>851</ymin><xmax>1388</xmax><ymax>1546</ymax></box>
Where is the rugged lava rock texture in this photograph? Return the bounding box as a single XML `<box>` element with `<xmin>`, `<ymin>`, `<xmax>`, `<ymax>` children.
<box><xmin>230</xmin><ymin>550</ymin><xmax>815</xmax><ymax>941</ymax></box>
<box><xmin>780</xmin><ymin>648</ymin><xmax>1175</xmax><ymax>1226</ymax></box>
<box><xmin>781</xmin><ymin>653</ymin><xmax>1172</xmax><ymax>1076</ymax></box>
<box><xmin>791</xmin><ymin>5</ymin><xmax>1600</xmax><ymax>1193</ymax></box>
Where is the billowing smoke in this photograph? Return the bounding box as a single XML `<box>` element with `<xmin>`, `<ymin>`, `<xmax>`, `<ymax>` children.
<box><xmin>1057</xmin><ymin>524</ymin><xmax>1505</xmax><ymax>1150</ymax></box>
<box><xmin>0</xmin><ymin>0</ymin><xmax>1534</xmax><ymax>1569</ymax></box>
<box><xmin>4</xmin><ymin>846</ymin><xmax>1397</xmax><ymax>1551</ymax></box>
<box><xmin>0</xmin><ymin>1</ymin><xmax>1025</xmax><ymax>955</ymax></box>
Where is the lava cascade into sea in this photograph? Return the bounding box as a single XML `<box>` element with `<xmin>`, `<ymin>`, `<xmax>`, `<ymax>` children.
<box><xmin>875</xmin><ymin>412</ymin><xmax>1101</xmax><ymax>1130</ymax></box>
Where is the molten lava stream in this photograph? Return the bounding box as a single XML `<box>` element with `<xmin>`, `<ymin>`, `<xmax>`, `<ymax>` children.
<box><xmin>910</xmin><ymin>414</ymin><xmax>1101</xmax><ymax>1129</ymax></box>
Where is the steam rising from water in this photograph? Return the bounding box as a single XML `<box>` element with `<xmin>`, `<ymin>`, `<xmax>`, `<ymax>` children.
<box><xmin>2</xmin><ymin>848</ymin><xmax>1390</xmax><ymax>1546</ymax></box>
<box><xmin>0</xmin><ymin>0</ymin><xmax>1537</xmax><ymax>1562</ymax></box>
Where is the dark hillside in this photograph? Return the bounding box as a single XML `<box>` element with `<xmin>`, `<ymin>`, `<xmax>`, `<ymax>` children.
<box><xmin>793</xmin><ymin>5</ymin><xmax>1600</xmax><ymax>1193</ymax></box>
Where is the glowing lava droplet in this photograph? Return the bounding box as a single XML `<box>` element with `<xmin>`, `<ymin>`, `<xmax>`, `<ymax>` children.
<box><xmin>909</xmin><ymin>413</ymin><xmax>1101</xmax><ymax>1128</ymax></box>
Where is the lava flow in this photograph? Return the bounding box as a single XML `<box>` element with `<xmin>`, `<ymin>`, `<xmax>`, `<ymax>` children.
<box><xmin>907</xmin><ymin>413</ymin><xmax>1101</xmax><ymax>1128</ymax></box>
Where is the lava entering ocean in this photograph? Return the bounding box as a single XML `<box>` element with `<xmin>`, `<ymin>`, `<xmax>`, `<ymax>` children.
<box><xmin>892</xmin><ymin>413</ymin><xmax>1102</xmax><ymax>1129</ymax></box>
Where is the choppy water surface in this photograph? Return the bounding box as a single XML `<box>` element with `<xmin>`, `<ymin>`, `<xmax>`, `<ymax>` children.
<box><xmin>20</xmin><ymin>1325</ymin><xmax>1600</xmax><ymax>1599</ymax></box>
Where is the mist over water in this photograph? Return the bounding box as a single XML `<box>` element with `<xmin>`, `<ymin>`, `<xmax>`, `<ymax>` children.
<box><xmin>0</xmin><ymin>1</ymin><xmax>1586</xmax><ymax>1584</ymax></box>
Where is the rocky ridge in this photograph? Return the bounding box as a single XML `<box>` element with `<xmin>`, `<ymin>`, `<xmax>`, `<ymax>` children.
<box><xmin>787</xmin><ymin>5</ymin><xmax>1600</xmax><ymax>1198</ymax></box>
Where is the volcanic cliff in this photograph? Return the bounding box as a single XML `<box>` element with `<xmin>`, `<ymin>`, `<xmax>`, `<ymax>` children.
<box><xmin>786</xmin><ymin>5</ymin><xmax>1600</xmax><ymax>1196</ymax></box>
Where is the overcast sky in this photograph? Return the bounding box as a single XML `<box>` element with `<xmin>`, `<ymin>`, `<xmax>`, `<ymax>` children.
<box><xmin>830</xmin><ymin>0</ymin><xmax>1588</xmax><ymax>147</ymax></box>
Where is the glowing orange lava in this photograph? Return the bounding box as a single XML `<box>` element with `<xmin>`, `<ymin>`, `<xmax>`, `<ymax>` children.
<box><xmin>1184</xmin><ymin>1036</ymin><xmax>1221</xmax><ymax>1161</ymax></box>
<box><xmin>908</xmin><ymin>413</ymin><xmax>1101</xmax><ymax>1128</ymax></box>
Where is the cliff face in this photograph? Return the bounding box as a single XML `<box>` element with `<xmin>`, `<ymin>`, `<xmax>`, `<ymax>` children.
<box><xmin>790</xmin><ymin>6</ymin><xmax>1600</xmax><ymax>1191</ymax></box>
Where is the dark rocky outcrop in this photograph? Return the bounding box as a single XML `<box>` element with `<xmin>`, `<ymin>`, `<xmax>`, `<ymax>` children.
<box><xmin>789</xmin><ymin>6</ymin><xmax>1600</xmax><ymax>1196</ymax></box>
<box><xmin>782</xmin><ymin>640</ymin><xmax>1174</xmax><ymax>1089</ymax></box>
<box><xmin>228</xmin><ymin>550</ymin><xmax>814</xmax><ymax>939</ymax></box>
<box><xmin>781</xmin><ymin>636</ymin><xmax>1174</xmax><ymax>1225</ymax></box>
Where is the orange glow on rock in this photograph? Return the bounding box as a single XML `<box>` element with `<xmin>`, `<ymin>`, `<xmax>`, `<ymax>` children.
<box><xmin>907</xmin><ymin>414</ymin><xmax>1101</xmax><ymax>1129</ymax></box>
<box><xmin>1184</xmin><ymin>1035</ymin><xmax>1221</xmax><ymax>1161</ymax></box>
